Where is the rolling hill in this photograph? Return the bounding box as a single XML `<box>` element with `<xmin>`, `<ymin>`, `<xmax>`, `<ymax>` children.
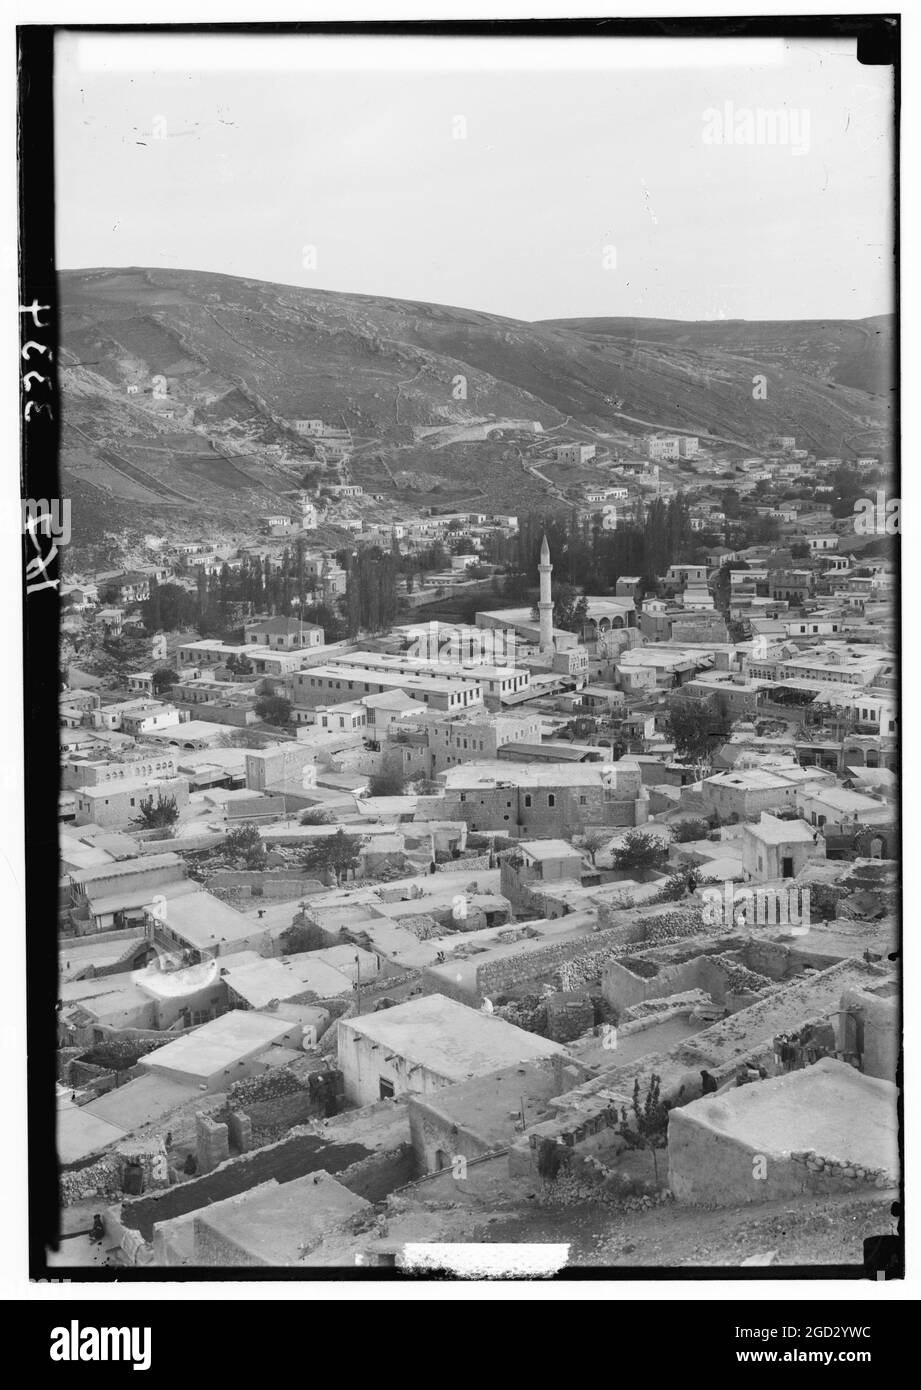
<box><xmin>57</xmin><ymin>267</ymin><xmax>894</xmax><ymax>532</ymax></box>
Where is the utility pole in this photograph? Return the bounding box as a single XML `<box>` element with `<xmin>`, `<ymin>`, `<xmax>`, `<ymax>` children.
<box><xmin>355</xmin><ymin>953</ymin><xmax>362</xmax><ymax>1014</ymax></box>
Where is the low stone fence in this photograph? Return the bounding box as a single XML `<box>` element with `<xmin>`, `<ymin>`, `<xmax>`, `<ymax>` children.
<box><xmin>208</xmin><ymin>870</ymin><xmax>314</xmax><ymax>900</ymax></box>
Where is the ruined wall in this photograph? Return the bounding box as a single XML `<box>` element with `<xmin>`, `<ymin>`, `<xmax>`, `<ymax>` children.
<box><xmin>602</xmin><ymin>955</ymin><xmax>725</xmax><ymax>1012</ymax></box>
<box><xmin>546</xmin><ymin>993</ymin><xmax>595</xmax><ymax>1043</ymax></box>
<box><xmin>739</xmin><ymin>938</ymin><xmax>796</xmax><ymax>981</ymax></box>
<box><xmin>474</xmin><ymin>905</ymin><xmax>715</xmax><ymax>1003</ymax></box>
<box><xmin>436</xmin><ymin>854</ymin><xmax>491</xmax><ymax>873</ymax></box>
<box><xmin>122</xmin><ymin>1127</ymin><xmax>397</xmax><ymax>1242</ymax></box>
<box><xmin>475</xmin><ymin>926</ymin><xmax>631</xmax><ymax>999</ymax></box>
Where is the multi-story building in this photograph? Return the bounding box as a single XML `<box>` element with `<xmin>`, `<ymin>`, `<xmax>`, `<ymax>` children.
<box><xmin>430</xmin><ymin>760</ymin><xmax>649</xmax><ymax>837</ymax></box>
<box><xmin>552</xmin><ymin>443</ymin><xmax>596</xmax><ymax>466</ymax></box>
<box><xmin>244</xmin><ymin>617</ymin><xmax>325</xmax><ymax>650</ymax></box>
<box><xmin>291</xmin><ymin>665</ymin><xmax>483</xmax><ymax>716</ymax></box>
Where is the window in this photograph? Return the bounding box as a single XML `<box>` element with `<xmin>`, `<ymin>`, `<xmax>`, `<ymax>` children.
<box><xmin>379</xmin><ymin>1077</ymin><xmax>395</xmax><ymax>1100</ymax></box>
<box><xmin>524</xmin><ymin>794</ymin><xmax>532</xmax><ymax>807</ymax></box>
<box><xmin>548</xmin><ymin>794</ymin><xmax>556</xmax><ymax>807</ymax></box>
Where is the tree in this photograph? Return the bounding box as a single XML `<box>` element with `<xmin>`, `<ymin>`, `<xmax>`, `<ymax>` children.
<box><xmin>300</xmin><ymin>830</ymin><xmax>366</xmax><ymax>886</ymax></box>
<box><xmin>255</xmin><ymin>694</ymin><xmax>292</xmax><ymax>725</ymax></box>
<box><xmin>344</xmin><ymin>546</ymin><xmax>399</xmax><ymax>635</ymax></box>
<box><xmin>610</xmin><ymin>829</ymin><xmax>670</xmax><ymax>874</ymax></box>
<box><xmin>406</xmin><ymin>771</ymin><xmax>440</xmax><ymax>795</ymax></box>
<box><xmin>151</xmin><ymin>667</ymin><xmax>179</xmax><ymax>695</ymax></box>
<box><xmin>790</xmin><ymin>542</ymin><xmax>810</xmax><ymax>560</ymax></box>
<box><xmin>654</xmin><ymin>870</ymin><xmax>699</xmax><ymax>902</ymax></box>
<box><xmin>223</xmin><ymin>822</ymin><xmax>266</xmax><ymax>868</ymax></box>
<box><xmin>548</xmin><ymin>583</ymin><xmax>588</xmax><ymax>633</ymax></box>
<box><xmin>278</xmin><ymin>920</ymin><xmax>321</xmax><ymax>954</ymax></box>
<box><xmin>666</xmin><ymin>695</ymin><xmax>731</xmax><ymax>772</ymax></box>
<box><xmin>722</xmin><ymin>483</ymin><xmax>744</xmax><ymax>517</ymax></box>
<box><xmin>141</xmin><ymin>582</ymin><xmax>195</xmax><ymax>632</ymax></box>
<box><xmin>748</xmin><ymin>514</ymin><xmax>780</xmax><ymax>544</ymax></box>
<box><xmin>217</xmin><ymin>728</ymin><xmax>270</xmax><ymax>749</ymax></box>
<box><xmin>368</xmin><ymin>769</ymin><xmax>406</xmax><ymax>797</ymax></box>
<box><xmin>133</xmin><ymin>793</ymin><xmax>179</xmax><ymax>830</ymax></box>
<box><xmin>580</xmin><ymin>828</ymin><xmax>611</xmax><ymax>865</ymax></box>
<box><xmin>226</xmin><ymin>653</ymin><xmax>254</xmax><ymax>677</ymax></box>
<box><xmin>299</xmin><ymin>807</ymin><xmax>332</xmax><ymax>826</ymax></box>
<box><xmin>671</xmin><ymin>817</ymin><xmax>710</xmax><ymax>844</ymax></box>
<box><xmin>617</xmin><ymin>1073</ymin><xmax>670</xmax><ymax>1183</ymax></box>
<box><xmin>829</xmin><ymin>466</ymin><xmax>865</xmax><ymax>519</ymax></box>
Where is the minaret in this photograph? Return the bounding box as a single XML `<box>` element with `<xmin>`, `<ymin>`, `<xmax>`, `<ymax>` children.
<box><xmin>539</xmin><ymin>533</ymin><xmax>554</xmax><ymax>653</ymax></box>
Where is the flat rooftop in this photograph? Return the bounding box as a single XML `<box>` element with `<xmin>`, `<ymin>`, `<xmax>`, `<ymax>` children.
<box><xmin>222</xmin><ymin>955</ymin><xmax>354</xmax><ymax>1008</ymax></box>
<box><xmin>441</xmin><ymin>760</ymin><xmax>630</xmax><ymax>789</ymax></box>
<box><xmin>296</xmin><ymin>665</ymin><xmax>480</xmax><ymax>695</ymax></box>
<box><xmin>57</xmin><ymin>1094</ymin><xmax>126</xmax><ymax>1164</ymax></box>
<box><xmin>340</xmin><ymin>993</ymin><xmax>567</xmax><ymax>1080</ymax></box>
<box><xmin>59</xmin><ymin>939</ymin><xmax>144</xmax><ymax>983</ymax></box>
<box><xmin>193</xmin><ymin>1172</ymin><xmax>370</xmax><ymax>1265</ymax></box>
<box><xmin>87</xmin><ymin>878</ymin><xmax>201</xmax><ymax>918</ymax></box>
<box><xmin>329</xmin><ymin>652</ymin><xmax>527</xmax><ymax>682</ymax></box>
<box><xmin>69</xmin><ymin>852</ymin><xmax>184</xmax><ymax>886</ymax></box>
<box><xmin>745</xmin><ymin>814</ymin><xmax>819</xmax><ymax>845</ymax></box>
<box><xmin>156</xmin><ymin>889</ymin><xmax>256</xmax><ymax>951</ymax></box>
<box><xmin>411</xmin><ymin>1057</ymin><xmax>569</xmax><ymax>1148</ymax></box>
<box><xmin>518</xmin><ymin>839</ymin><xmax>584</xmax><ymax>861</ymax></box>
<box><xmin>139</xmin><ymin>1009</ymin><xmax>296</xmax><ymax>1081</ymax></box>
<box><xmin>677</xmin><ymin>1057</ymin><xmax>898</xmax><ymax>1175</ymax></box>
<box><xmin>80</xmin><ymin>1074</ymin><xmax>197</xmax><ymax>1132</ymax></box>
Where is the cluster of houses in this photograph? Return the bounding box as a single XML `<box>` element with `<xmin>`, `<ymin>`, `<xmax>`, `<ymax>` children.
<box><xmin>54</xmin><ymin>491</ymin><xmax>898</xmax><ymax>1269</ymax></box>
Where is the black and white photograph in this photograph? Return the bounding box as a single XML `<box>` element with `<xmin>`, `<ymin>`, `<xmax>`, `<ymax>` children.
<box><xmin>10</xmin><ymin>9</ymin><xmax>910</xmax><ymax>1318</ymax></box>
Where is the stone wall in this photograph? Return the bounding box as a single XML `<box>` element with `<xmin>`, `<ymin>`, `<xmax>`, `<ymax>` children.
<box><xmin>408</xmin><ymin>1101</ymin><xmax>496</xmax><ymax>1174</ymax></box>
<box><xmin>208</xmin><ymin>870</ymin><xmax>317</xmax><ymax>900</ymax></box>
<box><xmin>668</xmin><ymin>1107</ymin><xmax>897</xmax><ymax>1206</ymax></box>
<box><xmin>475</xmin><ymin>926</ymin><xmax>629</xmax><ymax>998</ymax></box>
<box><xmin>60</xmin><ymin>1155</ymin><xmax>123</xmax><ymax>1205</ymax></box>
<box><xmin>545</xmin><ymin>993</ymin><xmax>595</xmax><ymax>1043</ymax></box>
<box><xmin>196</xmin><ymin>1113</ymin><xmax>230</xmax><ymax>1174</ymax></box>
<box><xmin>436</xmin><ymin>854</ymin><xmax>491</xmax><ymax>873</ymax></box>
<box><xmin>508</xmin><ymin>1100</ymin><xmax>624</xmax><ymax>1182</ymax></box>
<box><xmin>123</xmin><ymin>1128</ymin><xmax>413</xmax><ymax>1242</ymax></box>
<box><xmin>474</xmin><ymin>905</ymin><xmax>714</xmax><ymax>1003</ymax></box>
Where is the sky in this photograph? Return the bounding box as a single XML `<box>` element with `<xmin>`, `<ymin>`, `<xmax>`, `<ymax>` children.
<box><xmin>53</xmin><ymin>32</ymin><xmax>895</xmax><ymax>323</ymax></box>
